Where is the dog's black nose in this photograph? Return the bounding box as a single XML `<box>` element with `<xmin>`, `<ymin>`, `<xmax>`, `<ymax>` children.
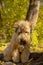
<box><xmin>19</xmin><ymin>52</ymin><xmax>22</xmax><ymax>54</ymax></box>
<box><xmin>20</xmin><ymin>38</ymin><xmax>26</xmax><ymax>45</ymax></box>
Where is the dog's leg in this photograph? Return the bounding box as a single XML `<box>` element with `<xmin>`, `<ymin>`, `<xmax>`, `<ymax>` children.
<box><xmin>3</xmin><ymin>33</ymin><xmax>18</xmax><ymax>61</ymax></box>
<box><xmin>21</xmin><ymin>44</ymin><xmax>30</xmax><ymax>63</ymax></box>
<box><xmin>12</xmin><ymin>49</ymin><xmax>20</xmax><ymax>63</ymax></box>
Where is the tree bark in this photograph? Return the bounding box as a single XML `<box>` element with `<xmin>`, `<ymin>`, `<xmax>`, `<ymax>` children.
<box><xmin>26</xmin><ymin>0</ymin><xmax>40</xmax><ymax>30</ymax></box>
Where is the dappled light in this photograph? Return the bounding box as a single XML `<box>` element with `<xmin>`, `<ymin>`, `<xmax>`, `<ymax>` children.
<box><xmin>0</xmin><ymin>0</ymin><xmax>43</xmax><ymax>65</ymax></box>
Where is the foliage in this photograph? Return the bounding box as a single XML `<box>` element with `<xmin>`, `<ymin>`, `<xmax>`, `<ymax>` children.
<box><xmin>0</xmin><ymin>0</ymin><xmax>43</xmax><ymax>48</ymax></box>
<box><xmin>0</xmin><ymin>0</ymin><xmax>29</xmax><ymax>43</ymax></box>
<box><xmin>31</xmin><ymin>5</ymin><xmax>43</xmax><ymax>49</ymax></box>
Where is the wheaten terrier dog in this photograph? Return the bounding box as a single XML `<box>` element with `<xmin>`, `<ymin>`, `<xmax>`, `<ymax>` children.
<box><xmin>3</xmin><ymin>20</ymin><xmax>31</xmax><ymax>64</ymax></box>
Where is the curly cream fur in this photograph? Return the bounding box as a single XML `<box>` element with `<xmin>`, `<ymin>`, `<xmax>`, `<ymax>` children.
<box><xmin>3</xmin><ymin>20</ymin><xmax>31</xmax><ymax>63</ymax></box>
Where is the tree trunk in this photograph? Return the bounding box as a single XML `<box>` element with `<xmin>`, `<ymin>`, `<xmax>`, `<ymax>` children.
<box><xmin>0</xmin><ymin>0</ymin><xmax>43</xmax><ymax>65</ymax></box>
<box><xmin>26</xmin><ymin>0</ymin><xmax>40</xmax><ymax>30</ymax></box>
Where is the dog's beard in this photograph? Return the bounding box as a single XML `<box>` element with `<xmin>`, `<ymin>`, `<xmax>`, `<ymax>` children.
<box><xmin>12</xmin><ymin>33</ymin><xmax>30</xmax><ymax>63</ymax></box>
<box><xmin>12</xmin><ymin>44</ymin><xmax>30</xmax><ymax>63</ymax></box>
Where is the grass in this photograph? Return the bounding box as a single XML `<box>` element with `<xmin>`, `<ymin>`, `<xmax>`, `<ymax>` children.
<box><xmin>0</xmin><ymin>42</ymin><xmax>9</xmax><ymax>53</ymax></box>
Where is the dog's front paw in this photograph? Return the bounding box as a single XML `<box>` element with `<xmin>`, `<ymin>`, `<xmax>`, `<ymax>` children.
<box><xmin>12</xmin><ymin>49</ymin><xmax>20</xmax><ymax>63</ymax></box>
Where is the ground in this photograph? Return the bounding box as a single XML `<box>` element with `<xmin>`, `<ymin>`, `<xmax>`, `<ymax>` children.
<box><xmin>0</xmin><ymin>43</ymin><xmax>43</xmax><ymax>65</ymax></box>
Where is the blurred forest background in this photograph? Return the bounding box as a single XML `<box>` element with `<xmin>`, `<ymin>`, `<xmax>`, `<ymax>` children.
<box><xmin>0</xmin><ymin>0</ymin><xmax>43</xmax><ymax>52</ymax></box>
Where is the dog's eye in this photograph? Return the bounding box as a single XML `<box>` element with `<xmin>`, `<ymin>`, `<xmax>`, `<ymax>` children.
<box><xmin>25</xmin><ymin>29</ymin><xmax>30</xmax><ymax>33</ymax></box>
<box><xmin>25</xmin><ymin>31</ymin><xmax>30</xmax><ymax>33</ymax></box>
<box><xmin>15</xmin><ymin>27</ymin><xmax>22</xmax><ymax>34</ymax></box>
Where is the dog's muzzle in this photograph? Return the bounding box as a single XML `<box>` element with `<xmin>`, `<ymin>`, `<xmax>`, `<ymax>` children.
<box><xmin>20</xmin><ymin>38</ymin><xmax>26</xmax><ymax>45</ymax></box>
<box><xmin>18</xmin><ymin>38</ymin><xmax>26</xmax><ymax>54</ymax></box>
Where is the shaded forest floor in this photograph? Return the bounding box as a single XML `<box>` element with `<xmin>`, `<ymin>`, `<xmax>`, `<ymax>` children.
<box><xmin>0</xmin><ymin>43</ymin><xmax>43</xmax><ymax>65</ymax></box>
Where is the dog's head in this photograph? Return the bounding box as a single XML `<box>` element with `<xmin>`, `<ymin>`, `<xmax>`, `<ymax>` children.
<box><xmin>14</xmin><ymin>20</ymin><xmax>31</xmax><ymax>51</ymax></box>
<box><xmin>12</xmin><ymin>20</ymin><xmax>31</xmax><ymax>63</ymax></box>
<box><xmin>14</xmin><ymin>20</ymin><xmax>30</xmax><ymax>33</ymax></box>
